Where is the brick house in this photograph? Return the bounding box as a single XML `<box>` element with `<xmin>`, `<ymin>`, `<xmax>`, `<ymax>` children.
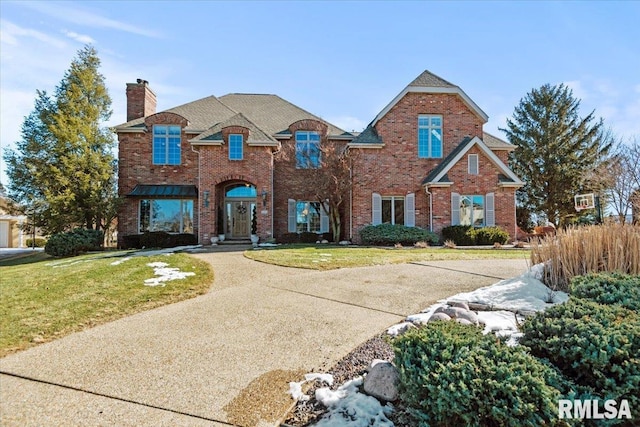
<box><xmin>115</xmin><ymin>71</ymin><xmax>523</xmax><ymax>246</ymax></box>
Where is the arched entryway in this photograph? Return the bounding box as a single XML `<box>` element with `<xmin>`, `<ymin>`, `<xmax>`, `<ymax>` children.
<box><xmin>224</xmin><ymin>183</ymin><xmax>256</xmax><ymax>239</ymax></box>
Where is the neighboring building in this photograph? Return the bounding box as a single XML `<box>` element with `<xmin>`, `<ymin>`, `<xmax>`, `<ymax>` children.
<box><xmin>115</xmin><ymin>71</ymin><xmax>523</xmax><ymax>246</ymax></box>
<box><xmin>0</xmin><ymin>187</ymin><xmax>27</xmax><ymax>248</ymax></box>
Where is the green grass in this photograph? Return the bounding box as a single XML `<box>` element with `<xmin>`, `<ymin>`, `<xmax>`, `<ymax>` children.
<box><xmin>0</xmin><ymin>252</ymin><xmax>213</xmax><ymax>357</ymax></box>
<box><xmin>244</xmin><ymin>245</ymin><xmax>530</xmax><ymax>270</ymax></box>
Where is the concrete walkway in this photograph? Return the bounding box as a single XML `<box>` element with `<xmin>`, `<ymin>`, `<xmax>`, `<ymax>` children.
<box><xmin>0</xmin><ymin>251</ymin><xmax>528</xmax><ymax>426</ymax></box>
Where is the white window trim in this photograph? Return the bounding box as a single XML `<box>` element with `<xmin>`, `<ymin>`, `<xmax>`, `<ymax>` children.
<box><xmin>152</xmin><ymin>125</ymin><xmax>181</xmax><ymax>165</ymax></box>
<box><xmin>229</xmin><ymin>133</ymin><xmax>243</xmax><ymax>161</ymax></box>
<box><xmin>468</xmin><ymin>154</ymin><xmax>479</xmax><ymax>175</ymax></box>
<box><xmin>418</xmin><ymin>114</ymin><xmax>443</xmax><ymax>159</ymax></box>
<box><xmin>295</xmin><ymin>131</ymin><xmax>321</xmax><ymax>169</ymax></box>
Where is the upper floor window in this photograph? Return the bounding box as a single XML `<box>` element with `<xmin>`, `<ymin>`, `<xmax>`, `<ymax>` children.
<box><xmin>153</xmin><ymin>125</ymin><xmax>181</xmax><ymax>165</ymax></box>
<box><xmin>295</xmin><ymin>131</ymin><xmax>321</xmax><ymax>168</ymax></box>
<box><xmin>229</xmin><ymin>134</ymin><xmax>243</xmax><ymax>160</ymax></box>
<box><xmin>418</xmin><ymin>115</ymin><xmax>443</xmax><ymax>158</ymax></box>
<box><xmin>468</xmin><ymin>154</ymin><xmax>479</xmax><ymax>175</ymax></box>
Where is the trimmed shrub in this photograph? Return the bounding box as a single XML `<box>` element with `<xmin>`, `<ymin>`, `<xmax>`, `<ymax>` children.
<box><xmin>26</xmin><ymin>237</ymin><xmax>47</xmax><ymax>248</ymax></box>
<box><xmin>441</xmin><ymin>225</ymin><xmax>474</xmax><ymax>246</ymax></box>
<box><xmin>520</xmin><ymin>298</ymin><xmax>640</xmax><ymax>422</ymax></box>
<box><xmin>393</xmin><ymin>322</ymin><xmax>573</xmax><ymax>427</ymax></box>
<box><xmin>468</xmin><ymin>226</ymin><xmax>510</xmax><ymax>245</ymax></box>
<box><xmin>122</xmin><ymin>234</ymin><xmax>141</xmax><ymax>249</ymax></box>
<box><xmin>442</xmin><ymin>225</ymin><xmax>510</xmax><ymax>246</ymax></box>
<box><xmin>139</xmin><ymin>231</ymin><xmax>197</xmax><ymax>248</ymax></box>
<box><xmin>45</xmin><ymin>228</ymin><xmax>104</xmax><ymax>257</ymax></box>
<box><xmin>359</xmin><ymin>224</ymin><xmax>438</xmax><ymax>246</ymax></box>
<box><xmin>571</xmin><ymin>273</ymin><xmax>640</xmax><ymax>311</ymax></box>
<box><xmin>278</xmin><ymin>232</ymin><xmax>332</xmax><ymax>244</ymax></box>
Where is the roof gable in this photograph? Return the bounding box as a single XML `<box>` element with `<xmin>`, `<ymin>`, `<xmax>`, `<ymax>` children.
<box><xmin>422</xmin><ymin>136</ymin><xmax>523</xmax><ymax>187</ymax></box>
<box><xmin>189</xmin><ymin>112</ymin><xmax>277</xmax><ymax>146</ymax></box>
<box><xmin>372</xmin><ymin>70</ymin><xmax>489</xmax><ymax>127</ymax></box>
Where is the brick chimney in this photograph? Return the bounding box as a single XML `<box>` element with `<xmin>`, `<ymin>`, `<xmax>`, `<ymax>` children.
<box><xmin>126</xmin><ymin>79</ymin><xmax>157</xmax><ymax>121</ymax></box>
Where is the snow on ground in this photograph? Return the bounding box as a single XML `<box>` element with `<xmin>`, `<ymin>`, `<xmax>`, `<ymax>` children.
<box><xmin>289</xmin><ymin>373</ymin><xmax>335</xmax><ymax>401</ymax></box>
<box><xmin>143</xmin><ymin>261</ymin><xmax>195</xmax><ymax>287</ymax></box>
<box><xmin>313</xmin><ymin>378</ymin><xmax>394</xmax><ymax>427</ymax></box>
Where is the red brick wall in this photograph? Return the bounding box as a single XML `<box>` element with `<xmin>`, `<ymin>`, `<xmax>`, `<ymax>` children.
<box><xmin>197</xmin><ymin>126</ymin><xmax>273</xmax><ymax>243</ymax></box>
<box><xmin>117</xmin><ymin>112</ymin><xmax>198</xmax><ymax>246</ymax></box>
<box><xmin>350</xmin><ymin>92</ymin><xmax>517</xmax><ymax>242</ymax></box>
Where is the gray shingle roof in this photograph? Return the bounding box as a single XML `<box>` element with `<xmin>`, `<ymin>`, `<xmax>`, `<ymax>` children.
<box><xmin>422</xmin><ymin>137</ymin><xmax>473</xmax><ymax>185</ymax></box>
<box><xmin>219</xmin><ymin>94</ymin><xmax>347</xmax><ymax>137</ymax></box>
<box><xmin>482</xmin><ymin>132</ymin><xmax>514</xmax><ymax>150</ymax></box>
<box><xmin>408</xmin><ymin>70</ymin><xmax>457</xmax><ymax>88</ymax></box>
<box><xmin>349</xmin><ymin>124</ymin><xmax>383</xmax><ymax>144</ymax></box>
<box><xmin>167</xmin><ymin>96</ymin><xmax>237</xmax><ymax>132</ymax></box>
<box><xmin>190</xmin><ymin>112</ymin><xmax>277</xmax><ymax>144</ymax></box>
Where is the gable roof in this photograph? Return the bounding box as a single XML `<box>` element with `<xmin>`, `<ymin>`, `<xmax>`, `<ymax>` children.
<box><xmin>189</xmin><ymin>112</ymin><xmax>278</xmax><ymax>146</ymax></box>
<box><xmin>372</xmin><ymin>70</ymin><xmax>489</xmax><ymax>127</ymax></box>
<box><xmin>483</xmin><ymin>132</ymin><xmax>515</xmax><ymax>151</ymax></box>
<box><xmin>422</xmin><ymin>136</ymin><xmax>523</xmax><ymax>188</ymax></box>
<box><xmin>218</xmin><ymin>93</ymin><xmax>348</xmax><ymax>137</ymax></box>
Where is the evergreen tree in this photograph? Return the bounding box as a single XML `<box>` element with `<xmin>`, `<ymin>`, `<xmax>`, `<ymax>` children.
<box><xmin>502</xmin><ymin>84</ymin><xmax>609</xmax><ymax>227</ymax></box>
<box><xmin>3</xmin><ymin>46</ymin><xmax>118</xmax><ymax>233</ymax></box>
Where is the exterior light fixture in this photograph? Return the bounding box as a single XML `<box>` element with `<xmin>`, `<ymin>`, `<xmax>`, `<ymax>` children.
<box><xmin>261</xmin><ymin>188</ymin><xmax>268</xmax><ymax>207</ymax></box>
<box><xmin>203</xmin><ymin>191</ymin><xmax>210</xmax><ymax>207</ymax></box>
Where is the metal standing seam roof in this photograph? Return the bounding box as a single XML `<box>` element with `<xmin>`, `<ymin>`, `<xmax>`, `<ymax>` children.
<box><xmin>127</xmin><ymin>185</ymin><xmax>198</xmax><ymax>198</ymax></box>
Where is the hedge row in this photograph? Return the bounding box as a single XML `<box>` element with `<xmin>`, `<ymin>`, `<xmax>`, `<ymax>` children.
<box><xmin>441</xmin><ymin>225</ymin><xmax>510</xmax><ymax>246</ymax></box>
<box><xmin>121</xmin><ymin>232</ymin><xmax>197</xmax><ymax>249</ymax></box>
<box><xmin>44</xmin><ymin>229</ymin><xmax>103</xmax><ymax>257</ymax></box>
<box><xmin>359</xmin><ymin>224</ymin><xmax>439</xmax><ymax>246</ymax></box>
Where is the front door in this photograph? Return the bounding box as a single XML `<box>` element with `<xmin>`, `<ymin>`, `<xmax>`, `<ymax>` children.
<box><xmin>228</xmin><ymin>201</ymin><xmax>250</xmax><ymax>238</ymax></box>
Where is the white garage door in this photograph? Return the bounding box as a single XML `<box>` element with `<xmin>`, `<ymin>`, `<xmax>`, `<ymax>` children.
<box><xmin>0</xmin><ymin>221</ymin><xmax>9</xmax><ymax>248</ymax></box>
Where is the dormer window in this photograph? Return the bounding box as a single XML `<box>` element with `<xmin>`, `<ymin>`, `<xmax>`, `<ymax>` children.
<box><xmin>418</xmin><ymin>115</ymin><xmax>443</xmax><ymax>158</ymax></box>
<box><xmin>229</xmin><ymin>134</ymin><xmax>243</xmax><ymax>160</ymax></box>
<box><xmin>295</xmin><ymin>131</ymin><xmax>321</xmax><ymax>168</ymax></box>
<box><xmin>153</xmin><ymin>125</ymin><xmax>181</xmax><ymax>165</ymax></box>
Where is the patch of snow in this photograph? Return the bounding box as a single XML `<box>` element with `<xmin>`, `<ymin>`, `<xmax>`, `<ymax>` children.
<box><xmin>110</xmin><ymin>257</ymin><xmax>132</xmax><ymax>266</ymax></box>
<box><xmin>258</xmin><ymin>242</ymin><xmax>279</xmax><ymax>247</ymax></box>
<box><xmin>314</xmin><ymin>377</ymin><xmax>394</xmax><ymax>427</ymax></box>
<box><xmin>288</xmin><ymin>372</ymin><xmax>334</xmax><ymax>402</ymax></box>
<box><xmin>386</xmin><ymin>322</ymin><xmax>414</xmax><ymax>337</ymax></box>
<box><xmin>449</xmin><ymin>266</ymin><xmax>568</xmax><ymax>311</ymax></box>
<box><xmin>144</xmin><ymin>262</ymin><xmax>195</xmax><ymax>287</ymax></box>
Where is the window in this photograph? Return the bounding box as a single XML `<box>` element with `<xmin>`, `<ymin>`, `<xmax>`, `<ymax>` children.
<box><xmin>418</xmin><ymin>115</ymin><xmax>443</xmax><ymax>158</ymax></box>
<box><xmin>296</xmin><ymin>201</ymin><xmax>321</xmax><ymax>232</ymax></box>
<box><xmin>468</xmin><ymin>154</ymin><xmax>479</xmax><ymax>175</ymax></box>
<box><xmin>372</xmin><ymin>193</ymin><xmax>415</xmax><ymax>226</ymax></box>
<box><xmin>459</xmin><ymin>195</ymin><xmax>485</xmax><ymax>227</ymax></box>
<box><xmin>139</xmin><ymin>199</ymin><xmax>194</xmax><ymax>233</ymax></box>
<box><xmin>382</xmin><ymin>196</ymin><xmax>405</xmax><ymax>225</ymax></box>
<box><xmin>153</xmin><ymin>125</ymin><xmax>181</xmax><ymax>165</ymax></box>
<box><xmin>288</xmin><ymin>199</ymin><xmax>329</xmax><ymax>233</ymax></box>
<box><xmin>295</xmin><ymin>131</ymin><xmax>321</xmax><ymax>168</ymax></box>
<box><xmin>229</xmin><ymin>134</ymin><xmax>243</xmax><ymax>160</ymax></box>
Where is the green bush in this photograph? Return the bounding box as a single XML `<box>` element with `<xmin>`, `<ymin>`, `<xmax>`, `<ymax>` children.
<box><xmin>122</xmin><ymin>234</ymin><xmax>141</xmax><ymax>249</ymax></box>
<box><xmin>359</xmin><ymin>224</ymin><xmax>439</xmax><ymax>246</ymax></box>
<box><xmin>441</xmin><ymin>225</ymin><xmax>474</xmax><ymax>246</ymax></box>
<box><xmin>278</xmin><ymin>232</ymin><xmax>332</xmax><ymax>244</ymax></box>
<box><xmin>468</xmin><ymin>226</ymin><xmax>510</xmax><ymax>245</ymax></box>
<box><xmin>442</xmin><ymin>225</ymin><xmax>510</xmax><ymax>246</ymax></box>
<box><xmin>26</xmin><ymin>237</ymin><xmax>47</xmax><ymax>248</ymax></box>
<box><xmin>570</xmin><ymin>273</ymin><xmax>640</xmax><ymax>311</ymax></box>
<box><xmin>45</xmin><ymin>228</ymin><xmax>104</xmax><ymax>257</ymax></box>
<box><xmin>139</xmin><ymin>232</ymin><xmax>197</xmax><ymax>248</ymax></box>
<box><xmin>393</xmin><ymin>322</ymin><xmax>573</xmax><ymax>426</ymax></box>
<box><xmin>520</xmin><ymin>298</ymin><xmax>640</xmax><ymax>422</ymax></box>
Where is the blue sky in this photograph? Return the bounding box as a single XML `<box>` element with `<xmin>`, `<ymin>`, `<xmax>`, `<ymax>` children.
<box><xmin>1</xmin><ymin>1</ymin><xmax>639</xmax><ymax>187</ymax></box>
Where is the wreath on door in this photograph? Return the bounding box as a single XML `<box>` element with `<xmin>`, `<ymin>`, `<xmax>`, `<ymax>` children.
<box><xmin>236</xmin><ymin>204</ymin><xmax>247</xmax><ymax>214</ymax></box>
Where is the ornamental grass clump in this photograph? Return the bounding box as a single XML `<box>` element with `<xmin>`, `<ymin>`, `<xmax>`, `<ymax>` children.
<box><xmin>393</xmin><ymin>322</ymin><xmax>574</xmax><ymax>427</ymax></box>
<box><xmin>531</xmin><ymin>224</ymin><xmax>640</xmax><ymax>291</ymax></box>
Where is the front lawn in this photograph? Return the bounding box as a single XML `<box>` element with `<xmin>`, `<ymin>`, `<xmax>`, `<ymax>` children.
<box><xmin>245</xmin><ymin>245</ymin><xmax>529</xmax><ymax>270</ymax></box>
<box><xmin>0</xmin><ymin>252</ymin><xmax>213</xmax><ymax>357</ymax></box>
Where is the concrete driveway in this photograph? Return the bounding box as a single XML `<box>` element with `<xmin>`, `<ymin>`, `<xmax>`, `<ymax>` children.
<box><xmin>0</xmin><ymin>251</ymin><xmax>528</xmax><ymax>426</ymax></box>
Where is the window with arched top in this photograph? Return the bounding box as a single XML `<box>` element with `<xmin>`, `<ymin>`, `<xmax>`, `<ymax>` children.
<box><xmin>225</xmin><ymin>184</ymin><xmax>256</xmax><ymax>198</ymax></box>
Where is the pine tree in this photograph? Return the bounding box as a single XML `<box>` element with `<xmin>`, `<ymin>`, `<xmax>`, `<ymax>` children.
<box><xmin>501</xmin><ymin>84</ymin><xmax>610</xmax><ymax>227</ymax></box>
<box><xmin>3</xmin><ymin>46</ymin><xmax>118</xmax><ymax>233</ymax></box>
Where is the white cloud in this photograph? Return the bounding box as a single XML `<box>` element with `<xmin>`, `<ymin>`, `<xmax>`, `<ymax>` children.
<box><xmin>564</xmin><ymin>80</ymin><xmax>587</xmax><ymax>101</ymax></box>
<box><xmin>17</xmin><ymin>1</ymin><xmax>161</xmax><ymax>38</ymax></box>
<box><xmin>62</xmin><ymin>30</ymin><xmax>95</xmax><ymax>45</ymax></box>
<box><xmin>0</xmin><ymin>19</ymin><xmax>67</xmax><ymax>49</ymax></box>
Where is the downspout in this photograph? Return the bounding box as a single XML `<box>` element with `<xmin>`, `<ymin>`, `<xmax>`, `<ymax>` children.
<box><xmin>425</xmin><ymin>186</ymin><xmax>433</xmax><ymax>232</ymax></box>
<box><xmin>349</xmin><ymin>154</ymin><xmax>353</xmax><ymax>241</ymax></box>
<box><xmin>191</xmin><ymin>144</ymin><xmax>201</xmax><ymax>244</ymax></box>
<box><xmin>271</xmin><ymin>143</ymin><xmax>282</xmax><ymax>238</ymax></box>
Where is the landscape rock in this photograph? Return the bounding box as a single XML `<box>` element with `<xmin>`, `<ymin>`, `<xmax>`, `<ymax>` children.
<box><xmin>387</xmin><ymin>322</ymin><xmax>416</xmax><ymax>336</ymax></box>
<box><xmin>444</xmin><ymin>307</ymin><xmax>479</xmax><ymax>324</ymax></box>
<box><xmin>449</xmin><ymin>301</ymin><xmax>470</xmax><ymax>311</ymax></box>
<box><xmin>428</xmin><ymin>312</ymin><xmax>451</xmax><ymax>322</ymax></box>
<box><xmin>455</xmin><ymin>318</ymin><xmax>473</xmax><ymax>325</ymax></box>
<box><xmin>363</xmin><ymin>361</ymin><xmax>399</xmax><ymax>402</ymax></box>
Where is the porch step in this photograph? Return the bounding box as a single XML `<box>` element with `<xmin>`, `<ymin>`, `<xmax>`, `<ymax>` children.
<box><xmin>218</xmin><ymin>239</ymin><xmax>251</xmax><ymax>245</ymax></box>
